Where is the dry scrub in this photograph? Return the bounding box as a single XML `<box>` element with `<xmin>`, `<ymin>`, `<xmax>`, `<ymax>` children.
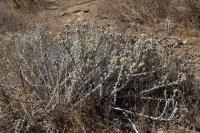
<box><xmin>4</xmin><ymin>0</ymin><xmax>47</xmax><ymax>11</ymax></box>
<box><xmin>0</xmin><ymin>3</ymin><xmax>27</xmax><ymax>34</ymax></box>
<box><xmin>0</xmin><ymin>1</ymin><xmax>48</xmax><ymax>34</ymax></box>
<box><xmin>0</xmin><ymin>22</ymin><xmax>199</xmax><ymax>132</ymax></box>
<box><xmin>98</xmin><ymin>0</ymin><xmax>200</xmax><ymax>28</ymax></box>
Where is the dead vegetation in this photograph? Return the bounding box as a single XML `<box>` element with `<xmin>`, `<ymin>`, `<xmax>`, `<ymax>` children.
<box><xmin>0</xmin><ymin>22</ymin><xmax>199</xmax><ymax>132</ymax></box>
<box><xmin>0</xmin><ymin>3</ymin><xmax>26</xmax><ymax>34</ymax></box>
<box><xmin>5</xmin><ymin>0</ymin><xmax>47</xmax><ymax>11</ymax></box>
<box><xmin>0</xmin><ymin>0</ymin><xmax>200</xmax><ymax>132</ymax></box>
<box><xmin>98</xmin><ymin>0</ymin><xmax>200</xmax><ymax>28</ymax></box>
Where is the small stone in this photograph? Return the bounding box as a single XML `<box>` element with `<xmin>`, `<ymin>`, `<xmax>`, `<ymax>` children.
<box><xmin>48</xmin><ymin>6</ymin><xmax>59</xmax><ymax>10</ymax></box>
<box><xmin>83</xmin><ymin>10</ymin><xmax>90</xmax><ymax>13</ymax></box>
<box><xmin>48</xmin><ymin>0</ymin><xmax>57</xmax><ymax>3</ymax></box>
<box><xmin>49</xmin><ymin>0</ymin><xmax>56</xmax><ymax>1</ymax></box>
<box><xmin>72</xmin><ymin>9</ymin><xmax>82</xmax><ymax>13</ymax></box>
<box><xmin>61</xmin><ymin>12</ymin><xmax>69</xmax><ymax>16</ymax></box>
<box><xmin>78</xmin><ymin>10</ymin><xmax>89</xmax><ymax>16</ymax></box>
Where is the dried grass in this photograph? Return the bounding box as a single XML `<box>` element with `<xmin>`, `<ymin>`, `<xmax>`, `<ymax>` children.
<box><xmin>98</xmin><ymin>0</ymin><xmax>200</xmax><ymax>28</ymax></box>
<box><xmin>0</xmin><ymin>22</ymin><xmax>198</xmax><ymax>132</ymax></box>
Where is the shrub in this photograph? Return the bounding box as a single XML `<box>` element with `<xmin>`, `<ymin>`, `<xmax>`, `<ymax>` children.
<box><xmin>0</xmin><ymin>22</ymin><xmax>195</xmax><ymax>132</ymax></box>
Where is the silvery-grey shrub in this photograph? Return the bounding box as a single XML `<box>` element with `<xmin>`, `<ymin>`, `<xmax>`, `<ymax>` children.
<box><xmin>0</xmin><ymin>22</ymin><xmax>189</xmax><ymax>132</ymax></box>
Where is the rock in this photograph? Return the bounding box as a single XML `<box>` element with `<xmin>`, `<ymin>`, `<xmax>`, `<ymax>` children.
<box><xmin>61</xmin><ymin>12</ymin><xmax>69</xmax><ymax>16</ymax></box>
<box><xmin>48</xmin><ymin>0</ymin><xmax>57</xmax><ymax>3</ymax></box>
<box><xmin>83</xmin><ymin>10</ymin><xmax>90</xmax><ymax>13</ymax></box>
<box><xmin>49</xmin><ymin>0</ymin><xmax>57</xmax><ymax>1</ymax></box>
<box><xmin>72</xmin><ymin>9</ymin><xmax>82</xmax><ymax>13</ymax></box>
<box><xmin>78</xmin><ymin>10</ymin><xmax>90</xmax><ymax>17</ymax></box>
<box><xmin>48</xmin><ymin>6</ymin><xmax>59</xmax><ymax>10</ymax></box>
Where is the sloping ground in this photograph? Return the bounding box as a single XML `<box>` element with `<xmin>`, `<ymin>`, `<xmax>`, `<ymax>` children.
<box><xmin>48</xmin><ymin>0</ymin><xmax>200</xmax><ymax>77</ymax></box>
<box><xmin>36</xmin><ymin>2</ymin><xmax>200</xmax><ymax>132</ymax></box>
<box><xmin>1</xmin><ymin>0</ymin><xmax>199</xmax><ymax>75</ymax></box>
<box><xmin>37</xmin><ymin>0</ymin><xmax>117</xmax><ymax>32</ymax></box>
<box><xmin>0</xmin><ymin>0</ymin><xmax>200</xmax><ymax>132</ymax></box>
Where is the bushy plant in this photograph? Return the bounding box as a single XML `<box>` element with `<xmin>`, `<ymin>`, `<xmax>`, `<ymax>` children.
<box><xmin>0</xmin><ymin>22</ymin><xmax>194</xmax><ymax>132</ymax></box>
